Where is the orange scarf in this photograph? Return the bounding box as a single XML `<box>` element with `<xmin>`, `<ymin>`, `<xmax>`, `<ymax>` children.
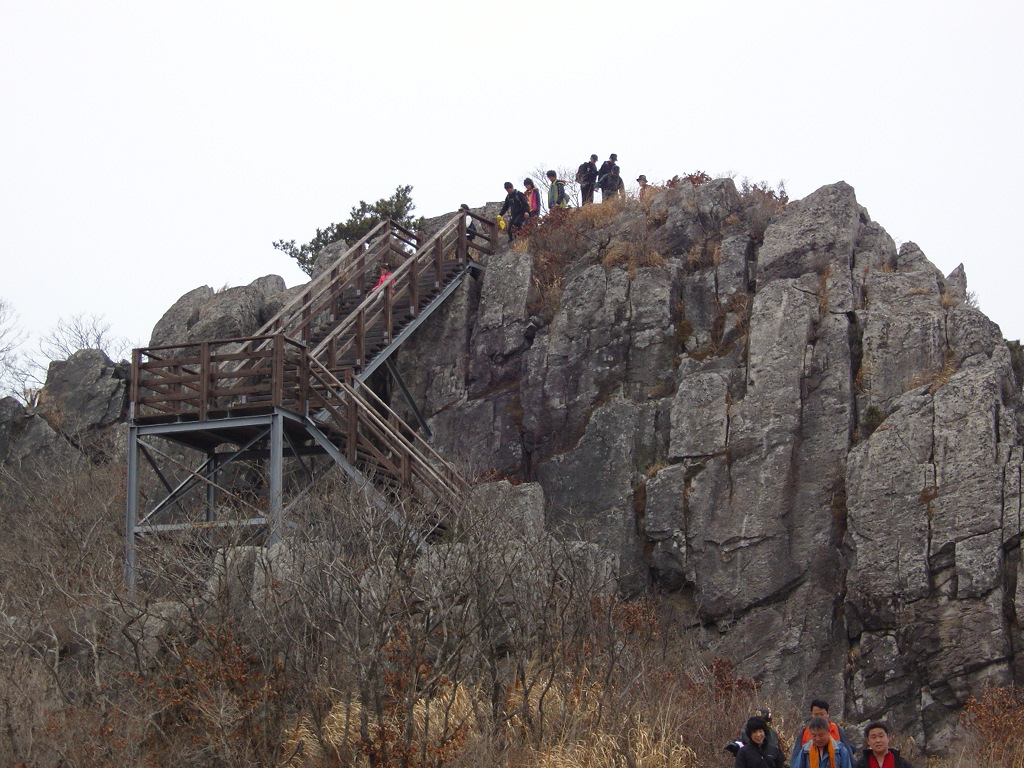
<box><xmin>808</xmin><ymin>740</ymin><xmax>836</xmax><ymax>768</ymax></box>
<box><xmin>800</xmin><ymin>723</ymin><xmax>841</xmax><ymax>745</ymax></box>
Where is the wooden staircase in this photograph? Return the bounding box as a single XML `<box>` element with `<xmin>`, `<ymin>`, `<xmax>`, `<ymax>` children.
<box><xmin>126</xmin><ymin>210</ymin><xmax>498</xmax><ymax>583</ymax></box>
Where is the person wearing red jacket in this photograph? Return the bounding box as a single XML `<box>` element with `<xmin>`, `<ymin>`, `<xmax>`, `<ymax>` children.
<box><xmin>853</xmin><ymin>723</ymin><xmax>912</xmax><ymax>768</ymax></box>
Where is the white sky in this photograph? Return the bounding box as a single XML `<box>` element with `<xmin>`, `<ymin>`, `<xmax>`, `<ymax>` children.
<box><xmin>2</xmin><ymin>0</ymin><xmax>1022</xmax><ymax>351</ymax></box>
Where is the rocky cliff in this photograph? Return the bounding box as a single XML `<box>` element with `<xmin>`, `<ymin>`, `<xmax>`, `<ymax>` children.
<box><xmin>390</xmin><ymin>180</ymin><xmax>1022</xmax><ymax>750</ymax></box>
<box><xmin>2</xmin><ymin>180</ymin><xmax>1018</xmax><ymax>751</ymax></box>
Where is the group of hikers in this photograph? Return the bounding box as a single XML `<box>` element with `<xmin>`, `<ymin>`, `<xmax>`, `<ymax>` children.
<box><xmin>497</xmin><ymin>153</ymin><xmax>655</xmax><ymax>242</ymax></box>
<box><xmin>727</xmin><ymin>700</ymin><xmax>912</xmax><ymax>768</ymax></box>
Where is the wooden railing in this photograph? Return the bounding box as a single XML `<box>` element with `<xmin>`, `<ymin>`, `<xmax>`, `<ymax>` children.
<box><xmin>131</xmin><ymin>335</ymin><xmax>308</xmax><ymax>420</ymax></box>
<box><xmin>130</xmin><ymin>206</ymin><xmax>496</xmax><ymax>510</ymax></box>
<box><xmin>305</xmin><ymin>359</ymin><xmax>470</xmax><ymax>509</ymax></box>
<box><xmin>314</xmin><ymin>209</ymin><xmax>497</xmax><ymax>371</ymax></box>
<box><xmin>255</xmin><ymin>219</ymin><xmax>422</xmax><ymax>344</ymax></box>
<box><xmin>131</xmin><ymin>335</ymin><xmax>467</xmax><ymax>510</ymax></box>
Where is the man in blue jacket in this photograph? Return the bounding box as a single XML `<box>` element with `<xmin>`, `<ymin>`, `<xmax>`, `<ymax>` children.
<box><xmin>791</xmin><ymin>717</ymin><xmax>853</xmax><ymax>768</ymax></box>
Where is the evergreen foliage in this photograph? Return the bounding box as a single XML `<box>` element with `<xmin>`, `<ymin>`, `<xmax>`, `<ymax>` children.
<box><xmin>273</xmin><ymin>185</ymin><xmax>424</xmax><ymax>275</ymax></box>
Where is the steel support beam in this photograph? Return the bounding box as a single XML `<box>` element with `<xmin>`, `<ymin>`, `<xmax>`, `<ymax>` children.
<box><xmin>384</xmin><ymin>357</ymin><xmax>433</xmax><ymax>441</ymax></box>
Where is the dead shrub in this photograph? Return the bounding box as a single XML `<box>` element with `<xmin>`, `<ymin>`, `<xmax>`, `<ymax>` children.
<box><xmin>961</xmin><ymin>683</ymin><xmax>1024</xmax><ymax>765</ymax></box>
<box><xmin>739</xmin><ymin>180</ymin><xmax>788</xmax><ymax>244</ymax></box>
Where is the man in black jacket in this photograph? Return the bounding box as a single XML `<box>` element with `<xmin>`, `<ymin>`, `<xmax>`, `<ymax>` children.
<box><xmin>597</xmin><ymin>153</ymin><xmax>618</xmax><ymax>200</ymax></box>
<box><xmin>853</xmin><ymin>722</ymin><xmax>912</xmax><ymax>768</ymax></box>
<box><xmin>499</xmin><ymin>181</ymin><xmax>530</xmax><ymax>242</ymax></box>
<box><xmin>576</xmin><ymin>154</ymin><xmax>599</xmax><ymax>205</ymax></box>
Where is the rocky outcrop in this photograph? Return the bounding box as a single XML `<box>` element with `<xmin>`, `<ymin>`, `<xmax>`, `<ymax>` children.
<box><xmin>148</xmin><ymin>274</ymin><xmax>290</xmax><ymax>347</ymax></box>
<box><xmin>5</xmin><ymin>179</ymin><xmax>1014</xmax><ymax>752</ymax></box>
<box><xmin>388</xmin><ymin>180</ymin><xmax>1023</xmax><ymax>751</ymax></box>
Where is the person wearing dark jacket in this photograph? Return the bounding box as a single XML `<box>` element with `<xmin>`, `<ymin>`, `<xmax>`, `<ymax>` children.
<box><xmin>601</xmin><ymin>166</ymin><xmax>624</xmax><ymax>199</ymax></box>
<box><xmin>726</xmin><ymin>709</ymin><xmax>783</xmax><ymax>756</ymax></box>
<box><xmin>499</xmin><ymin>181</ymin><xmax>530</xmax><ymax>242</ymax></box>
<box><xmin>853</xmin><ymin>722</ymin><xmax>912</xmax><ymax>768</ymax></box>
<box><xmin>597</xmin><ymin>153</ymin><xmax>618</xmax><ymax>199</ymax></box>
<box><xmin>735</xmin><ymin>716</ymin><xmax>786</xmax><ymax>768</ymax></box>
<box><xmin>576</xmin><ymin>154</ymin><xmax>599</xmax><ymax>205</ymax></box>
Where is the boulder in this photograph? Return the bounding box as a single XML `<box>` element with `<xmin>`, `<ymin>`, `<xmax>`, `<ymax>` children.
<box><xmin>36</xmin><ymin>349</ymin><xmax>128</xmax><ymax>438</ymax></box>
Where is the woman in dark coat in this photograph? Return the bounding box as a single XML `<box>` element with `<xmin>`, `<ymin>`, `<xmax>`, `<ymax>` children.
<box><xmin>736</xmin><ymin>716</ymin><xmax>786</xmax><ymax>768</ymax></box>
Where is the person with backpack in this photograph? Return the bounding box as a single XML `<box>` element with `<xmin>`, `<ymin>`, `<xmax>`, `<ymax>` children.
<box><xmin>498</xmin><ymin>181</ymin><xmax>530</xmax><ymax>242</ymax></box>
<box><xmin>597</xmin><ymin>153</ymin><xmax>618</xmax><ymax>200</ymax></box>
<box><xmin>602</xmin><ymin>166</ymin><xmax>624</xmax><ymax>200</ymax></box>
<box><xmin>546</xmin><ymin>170</ymin><xmax>569</xmax><ymax>211</ymax></box>
<box><xmin>576</xmin><ymin>154</ymin><xmax>599</xmax><ymax>205</ymax></box>
<box><xmin>523</xmin><ymin>178</ymin><xmax>541</xmax><ymax>219</ymax></box>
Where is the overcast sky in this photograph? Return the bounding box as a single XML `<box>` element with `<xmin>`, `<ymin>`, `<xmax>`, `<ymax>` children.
<box><xmin>2</xmin><ymin>0</ymin><xmax>1022</xmax><ymax>355</ymax></box>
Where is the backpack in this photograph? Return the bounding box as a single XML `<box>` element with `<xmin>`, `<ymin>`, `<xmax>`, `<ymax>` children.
<box><xmin>576</xmin><ymin>163</ymin><xmax>588</xmax><ymax>183</ymax></box>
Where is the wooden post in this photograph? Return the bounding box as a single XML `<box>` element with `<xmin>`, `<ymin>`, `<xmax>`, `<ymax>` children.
<box><xmin>433</xmin><ymin>237</ymin><xmax>443</xmax><ymax>287</ymax></box>
<box><xmin>199</xmin><ymin>342</ymin><xmax>210</xmax><ymax>419</ymax></box>
<box><xmin>130</xmin><ymin>348</ymin><xmax>141</xmax><ymax>418</ymax></box>
<box><xmin>457</xmin><ymin>215</ymin><xmax>467</xmax><ymax>266</ymax></box>
<box><xmin>272</xmin><ymin>335</ymin><xmax>284</xmax><ymax>407</ymax></box>
<box><xmin>409</xmin><ymin>255</ymin><xmax>420</xmax><ymax>317</ymax></box>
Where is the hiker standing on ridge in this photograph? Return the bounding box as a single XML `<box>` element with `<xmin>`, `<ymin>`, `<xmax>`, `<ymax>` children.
<box><xmin>498</xmin><ymin>181</ymin><xmax>530</xmax><ymax>242</ymax></box>
<box><xmin>637</xmin><ymin>174</ymin><xmax>653</xmax><ymax>202</ymax></box>
<box><xmin>598</xmin><ymin>153</ymin><xmax>618</xmax><ymax>200</ymax></box>
<box><xmin>576</xmin><ymin>154</ymin><xmax>599</xmax><ymax>205</ymax></box>
<box><xmin>523</xmin><ymin>178</ymin><xmax>541</xmax><ymax>219</ymax></box>
<box><xmin>602</xmin><ymin>166</ymin><xmax>624</xmax><ymax>199</ymax></box>
<box><xmin>853</xmin><ymin>723</ymin><xmax>912</xmax><ymax>768</ymax></box>
<box><xmin>546</xmin><ymin>170</ymin><xmax>569</xmax><ymax>212</ymax></box>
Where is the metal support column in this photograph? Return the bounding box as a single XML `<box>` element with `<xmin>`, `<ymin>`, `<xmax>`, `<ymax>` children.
<box><xmin>384</xmin><ymin>358</ymin><xmax>433</xmax><ymax>441</ymax></box>
<box><xmin>205</xmin><ymin>450</ymin><xmax>219</xmax><ymax>523</ymax></box>
<box><xmin>125</xmin><ymin>423</ymin><xmax>140</xmax><ymax>591</ymax></box>
<box><xmin>269</xmin><ymin>409</ymin><xmax>283</xmax><ymax>545</ymax></box>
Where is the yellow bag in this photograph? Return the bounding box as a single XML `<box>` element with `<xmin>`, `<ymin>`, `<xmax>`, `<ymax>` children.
<box><xmin>497</xmin><ymin>214</ymin><xmax>506</xmax><ymax>231</ymax></box>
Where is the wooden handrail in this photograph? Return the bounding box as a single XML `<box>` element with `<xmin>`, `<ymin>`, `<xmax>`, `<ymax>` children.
<box><xmin>130</xmin><ymin>204</ymin><xmax>495</xmax><ymax>515</ymax></box>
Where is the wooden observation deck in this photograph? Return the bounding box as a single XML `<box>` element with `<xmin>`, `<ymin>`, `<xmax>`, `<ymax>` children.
<box><xmin>125</xmin><ymin>211</ymin><xmax>498</xmax><ymax>587</ymax></box>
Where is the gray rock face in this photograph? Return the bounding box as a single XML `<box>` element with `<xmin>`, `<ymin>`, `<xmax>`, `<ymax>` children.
<box><xmin>37</xmin><ymin>349</ymin><xmax>128</xmax><ymax>438</ymax></box>
<box><xmin>8</xmin><ymin>183</ymin><xmax>1016</xmax><ymax>753</ymax></box>
<box><xmin>149</xmin><ymin>275</ymin><xmax>289</xmax><ymax>347</ymax></box>
<box><xmin>386</xmin><ymin>182</ymin><xmax>1024</xmax><ymax>751</ymax></box>
<box><xmin>0</xmin><ymin>396</ymin><xmax>26</xmax><ymax>463</ymax></box>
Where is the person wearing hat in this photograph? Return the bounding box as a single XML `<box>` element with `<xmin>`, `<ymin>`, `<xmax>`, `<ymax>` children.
<box><xmin>602</xmin><ymin>165</ymin><xmax>624</xmax><ymax>199</ymax></box>
<box><xmin>576</xmin><ymin>154</ymin><xmax>599</xmax><ymax>205</ymax></box>
<box><xmin>636</xmin><ymin>174</ymin><xmax>652</xmax><ymax>202</ymax></box>
<box><xmin>734</xmin><ymin>716</ymin><xmax>786</xmax><ymax>768</ymax></box>
<box><xmin>598</xmin><ymin>153</ymin><xmax>618</xmax><ymax>200</ymax></box>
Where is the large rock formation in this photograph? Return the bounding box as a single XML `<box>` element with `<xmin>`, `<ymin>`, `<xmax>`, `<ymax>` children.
<box><xmin>387</xmin><ymin>180</ymin><xmax>1022</xmax><ymax>750</ymax></box>
<box><xmin>6</xmin><ymin>182</ymin><xmax>1015</xmax><ymax>751</ymax></box>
